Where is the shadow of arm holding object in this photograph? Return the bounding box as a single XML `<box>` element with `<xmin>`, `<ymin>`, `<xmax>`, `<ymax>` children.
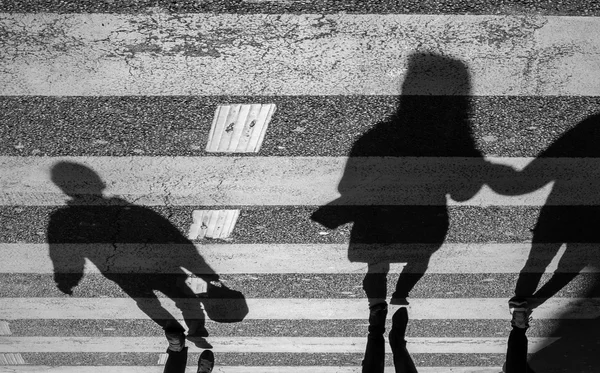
<box><xmin>311</xmin><ymin>198</ymin><xmax>355</xmax><ymax>229</ymax></box>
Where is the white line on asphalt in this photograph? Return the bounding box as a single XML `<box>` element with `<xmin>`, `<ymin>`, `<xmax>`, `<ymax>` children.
<box><xmin>0</xmin><ymin>336</ymin><xmax>557</xmax><ymax>354</ymax></box>
<box><xmin>1</xmin><ymin>15</ymin><xmax>599</xmax><ymax>96</ymax></box>
<box><xmin>2</xmin><ymin>156</ymin><xmax>597</xmax><ymax>206</ymax></box>
<box><xmin>0</xmin><ymin>366</ymin><xmax>531</xmax><ymax>373</ymax></box>
<box><xmin>0</xmin><ymin>298</ymin><xmax>598</xmax><ymax>320</ymax></box>
<box><xmin>0</xmin><ymin>243</ymin><xmax>587</xmax><ymax>274</ymax></box>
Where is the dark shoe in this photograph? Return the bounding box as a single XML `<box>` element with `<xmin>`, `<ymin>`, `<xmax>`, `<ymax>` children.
<box><xmin>164</xmin><ymin>320</ymin><xmax>186</xmax><ymax>352</ymax></box>
<box><xmin>197</xmin><ymin>349</ymin><xmax>215</xmax><ymax>373</ymax></box>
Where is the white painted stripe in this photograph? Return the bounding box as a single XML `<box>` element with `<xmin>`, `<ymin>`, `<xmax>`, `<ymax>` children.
<box><xmin>1</xmin><ymin>14</ymin><xmax>599</xmax><ymax>96</ymax></box>
<box><xmin>0</xmin><ymin>243</ymin><xmax>589</xmax><ymax>274</ymax></box>
<box><xmin>0</xmin><ymin>336</ymin><xmax>556</xmax><ymax>354</ymax></box>
<box><xmin>0</xmin><ymin>298</ymin><xmax>598</xmax><ymax>320</ymax></box>
<box><xmin>0</xmin><ymin>367</ymin><xmax>515</xmax><ymax>373</ymax></box>
<box><xmin>2</xmin><ymin>156</ymin><xmax>597</xmax><ymax>206</ymax></box>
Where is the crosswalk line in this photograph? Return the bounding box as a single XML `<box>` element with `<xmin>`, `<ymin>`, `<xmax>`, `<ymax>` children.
<box><xmin>0</xmin><ymin>366</ymin><xmax>517</xmax><ymax>373</ymax></box>
<box><xmin>0</xmin><ymin>242</ymin><xmax>589</xmax><ymax>274</ymax></box>
<box><xmin>0</xmin><ymin>336</ymin><xmax>558</xmax><ymax>353</ymax></box>
<box><xmin>1</xmin><ymin>298</ymin><xmax>598</xmax><ymax>320</ymax></box>
<box><xmin>2</xmin><ymin>7</ymin><xmax>599</xmax><ymax>373</ymax></box>
<box><xmin>3</xmin><ymin>156</ymin><xmax>598</xmax><ymax>206</ymax></box>
<box><xmin>1</xmin><ymin>14</ymin><xmax>599</xmax><ymax>96</ymax></box>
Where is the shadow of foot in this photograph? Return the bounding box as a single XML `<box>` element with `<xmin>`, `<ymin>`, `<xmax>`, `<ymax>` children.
<box><xmin>186</xmin><ymin>336</ymin><xmax>213</xmax><ymax>349</ymax></box>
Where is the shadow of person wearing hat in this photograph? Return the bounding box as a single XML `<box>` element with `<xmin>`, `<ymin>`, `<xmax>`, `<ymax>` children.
<box><xmin>47</xmin><ymin>161</ymin><xmax>220</xmax><ymax>347</ymax></box>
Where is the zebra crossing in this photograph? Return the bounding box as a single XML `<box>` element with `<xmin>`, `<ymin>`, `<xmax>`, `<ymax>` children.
<box><xmin>2</xmin><ymin>1</ymin><xmax>600</xmax><ymax>372</ymax></box>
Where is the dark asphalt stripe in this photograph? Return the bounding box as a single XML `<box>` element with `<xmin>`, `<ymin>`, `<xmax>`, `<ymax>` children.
<box><xmin>7</xmin><ymin>318</ymin><xmax>567</xmax><ymax>338</ymax></box>
<box><xmin>1</xmin><ymin>0</ymin><xmax>599</xmax><ymax>15</ymax></box>
<box><xmin>2</xmin><ymin>273</ymin><xmax>599</xmax><ymax>299</ymax></box>
<box><xmin>0</xmin><ymin>205</ymin><xmax>576</xmax><ymax>244</ymax></box>
<box><xmin>2</xmin><ymin>96</ymin><xmax>600</xmax><ymax>157</ymax></box>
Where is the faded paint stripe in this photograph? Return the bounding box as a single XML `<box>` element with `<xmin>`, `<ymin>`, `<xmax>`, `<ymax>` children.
<box><xmin>0</xmin><ymin>243</ymin><xmax>588</xmax><ymax>274</ymax></box>
<box><xmin>1</xmin><ymin>14</ymin><xmax>600</xmax><ymax>96</ymax></box>
<box><xmin>1</xmin><ymin>156</ymin><xmax>598</xmax><ymax>206</ymax></box>
<box><xmin>0</xmin><ymin>336</ymin><xmax>557</xmax><ymax>354</ymax></box>
<box><xmin>0</xmin><ymin>298</ymin><xmax>597</xmax><ymax>320</ymax></box>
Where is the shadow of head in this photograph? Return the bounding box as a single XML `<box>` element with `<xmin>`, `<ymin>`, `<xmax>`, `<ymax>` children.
<box><xmin>50</xmin><ymin>161</ymin><xmax>106</xmax><ymax>198</ymax></box>
<box><xmin>401</xmin><ymin>52</ymin><xmax>471</xmax><ymax>96</ymax></box>
<box><xmin>384</xmin><ymin>52</ymin><xmax>476</xmax><ymax>156</ymax></box>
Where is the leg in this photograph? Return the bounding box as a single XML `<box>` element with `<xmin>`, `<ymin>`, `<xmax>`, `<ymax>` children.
<box><xmin>362</xmin><ymin>302</ymin><xmax>388</xmax><ymax>373</ymax></box>
<box><xmin>505</xmin><ymin>327</ymin><xmax>528</xmax><ymax>373</ymax></box>
<box><xmin>163</xmin><ymin>321</ymin><xmax>188</xmax><ymax>373</ymax></box>
<box><xmin>389</xmin><ymin>308</ymin><xmax>418</xmax><ymax>373</ymax></box>
<box><xmin>163</xmin><ymin>348</ymin><xmax>188</xmax><ymax>373</ymax></box>
<box><xmin>505</xmin><ymin>301</ymin><xmax>533</xmax><ymax>373</ymax></box>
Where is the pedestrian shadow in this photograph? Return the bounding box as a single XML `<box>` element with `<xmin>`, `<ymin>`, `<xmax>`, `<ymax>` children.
<box><xmin>47</xmin><ymin>161</ymin><xmax>238</xmax><ymax>348</ymax></box>
<box><xmin>312</xmin><ymin>52</ymin><xmax>490</xmax><ymax>372</ymax></box>
<box><xmin>489</xmin><ymin>113</ymin><xmax>600</xmax><ymax>372</ymax></box>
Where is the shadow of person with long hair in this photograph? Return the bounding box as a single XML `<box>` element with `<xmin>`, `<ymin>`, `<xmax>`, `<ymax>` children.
<box><xmin>312</xmin><ymin>52</ymin><xmax>490</xmax><ymax>373</ymax></box>
<box><xmin>48</xmin><ymin>161</ymin><xmax>220</xmax><ymax>347</ymax></box>
<box><xmin>488</xmin><ymin>113</ymin><xmax>600</xmax><ymax>372</ymax></box>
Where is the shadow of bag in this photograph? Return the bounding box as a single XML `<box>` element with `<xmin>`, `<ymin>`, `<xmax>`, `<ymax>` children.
<box><xmin>202</xmin><ymin>281</ymin><xmax>249</xmax><ymax>323</ymax></box>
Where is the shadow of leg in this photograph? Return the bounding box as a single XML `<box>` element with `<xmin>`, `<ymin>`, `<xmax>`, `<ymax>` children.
<box><xmin>514</xmin><ymin>242</ymin><xmax>564</xmax><ymax>301</ymax></box>
<box><xmin>133</xmin><ymin>296</ymin><xmax>178</xmax><ymax>328</ymax></box>
<box><xmin>531</xmin><ymin>243</ymin><xmax>586</xmax><ymax>308</ymax></box>
<box><xmin>391</xmin><ymin>260</ymin><xmax>429</xmax><ymax>305</ymax></box>
<box><xmin>363</xmin><ymin>263</ymin><xmax>389</xmax><ymax>307</ymax></box>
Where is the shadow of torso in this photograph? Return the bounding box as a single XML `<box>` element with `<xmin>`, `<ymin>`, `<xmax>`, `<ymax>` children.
<box><xmin>337</xmin><ymin>99</ymin><xmax>485</xmax><ymax>263</ymax></box>
<box><xmin>48</xmin><ymin>197</ymin><xmax>216</xmax><ymax>295</ymax></box>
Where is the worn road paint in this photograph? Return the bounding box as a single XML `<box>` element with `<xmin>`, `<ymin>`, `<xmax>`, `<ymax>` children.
<box><xmin>0</xmin><ymin>243</ymin><xmax>585</xmax><ymax>274</ymax></box>
<box><xmin>1</xmin><ymin>14</ymin><xmax>599</xmax><ymax>96</ymax></box>
<box><xmin>0</xmin><ymin>298</ymin><xmax>597</xmax><ymax>320</ymax></box>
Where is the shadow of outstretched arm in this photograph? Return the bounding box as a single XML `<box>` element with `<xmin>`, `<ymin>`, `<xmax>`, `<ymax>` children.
<box><xmin>487</xmin><ymin>160</ymin><xmax>553</xmax><ymax>196</ymax></box>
